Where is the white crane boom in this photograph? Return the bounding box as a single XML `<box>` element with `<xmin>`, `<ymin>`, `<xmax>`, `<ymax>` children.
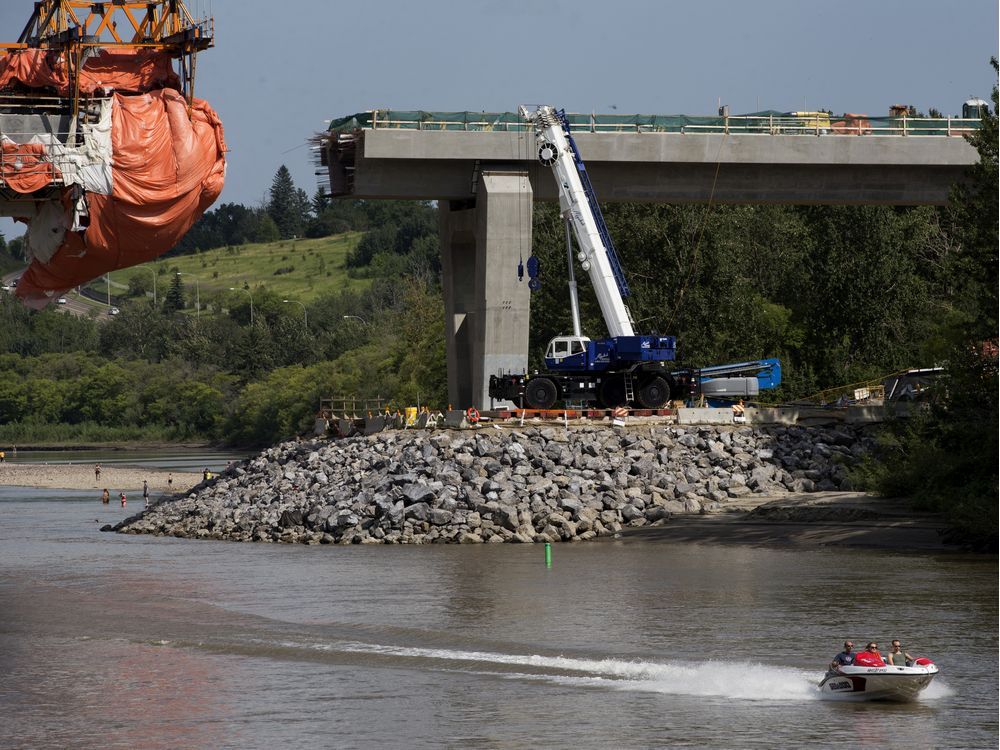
<box><xmin>521</xmin><ymin>105</ymin><xmax>635</xmax><ymax>338</ymax></box>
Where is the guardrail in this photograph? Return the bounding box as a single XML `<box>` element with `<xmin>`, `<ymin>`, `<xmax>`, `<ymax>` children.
<box><xmin>332</xmin><ymin>110</ymin><xmax>982</xmax><ymax>137</ymax></box>
<box><xmin>0</xmin><ymin>93</ymin><xmax>109</xmax><ymax>190</ymax></box>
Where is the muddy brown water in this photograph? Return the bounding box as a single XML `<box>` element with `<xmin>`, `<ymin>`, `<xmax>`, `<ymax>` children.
<box><xmin>0</xmin><ymin>487</ymin><xmax>996</xmax><ymax>749</ymax></box>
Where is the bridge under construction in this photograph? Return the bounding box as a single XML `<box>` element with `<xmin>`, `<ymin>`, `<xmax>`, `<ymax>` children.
<box><xmin>320</xmin><ymin>109</ymin><xmax>980</xmax><ymax>409</ymax></box>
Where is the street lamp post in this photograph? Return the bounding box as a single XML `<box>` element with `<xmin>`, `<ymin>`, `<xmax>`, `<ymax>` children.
<box><xmin>283</xmin><ymin>299</ymin><xmax>308</xmax><ymax>329</ymax></box>
<box><xmin>229</xmin><ymin>287</ymin><xmax>254</xmax><ymax>325</ymax></box>
<box><xmin>177</xmin><ymin>272</ymin><xmax>200</xmax><ymax>317</ymax></box>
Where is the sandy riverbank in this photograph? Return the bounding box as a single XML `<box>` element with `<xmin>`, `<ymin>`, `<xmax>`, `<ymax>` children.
<box><xmin>0</xmin><ymin>464</ymin><xmax>204</xmax><ymax>493</ymax></box>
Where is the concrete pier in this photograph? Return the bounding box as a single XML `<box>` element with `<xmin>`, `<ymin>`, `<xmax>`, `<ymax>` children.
<box><xmin>441</xmin><ymin>169</ymin><xmax>532</xmax><ymax>408</ymax></box>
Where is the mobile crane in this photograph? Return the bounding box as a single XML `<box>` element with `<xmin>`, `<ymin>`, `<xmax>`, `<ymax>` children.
<box><xmin>488</xmin><ymin>105</ymin><xmax>781</xmax><ymax>410</ymax></box>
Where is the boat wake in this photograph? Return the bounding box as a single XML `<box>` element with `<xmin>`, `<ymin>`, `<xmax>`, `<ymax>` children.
<box><xmin>317</xmin><ymin>640</ymin><xmax>824</xmax><ymax>702</ymax></box>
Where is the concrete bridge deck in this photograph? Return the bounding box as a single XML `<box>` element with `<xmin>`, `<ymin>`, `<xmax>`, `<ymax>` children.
<box><xmin>325</xmin><ymin>111</ymin><xmax>979</xmax><ymax>205</ymax></box>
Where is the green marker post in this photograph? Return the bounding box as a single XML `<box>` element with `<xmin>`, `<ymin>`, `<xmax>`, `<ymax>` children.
<box><xmin>544</xmin><ymin>542</ymin><xmax>552</xmax><ymax>567</ymax></box>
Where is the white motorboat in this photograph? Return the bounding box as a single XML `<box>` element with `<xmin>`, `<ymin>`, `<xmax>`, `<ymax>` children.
<box><xmin>818</xmin><ymin>661</ymin><xmax>939</xmax><ymax>702</ymax></box>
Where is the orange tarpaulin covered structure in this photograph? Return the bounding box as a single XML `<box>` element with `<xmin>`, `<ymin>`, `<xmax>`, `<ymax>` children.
<box><xmin>1</xmin><ymin>140</ymin><xmax>59</xmax><ymax>194</ymax></box>
<box><xmin>0</xmin><ymin>48</ymin><xmax>180</xmax><ymax>96</ymax></box>
<box><xmin>0</xmin><ymin>48</ymin><xmax>225</xmax><ymax>307</ymax></box>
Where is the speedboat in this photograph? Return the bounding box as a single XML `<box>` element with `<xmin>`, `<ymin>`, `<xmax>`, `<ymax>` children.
<box><xmin>818</xmin><ymin>660</ymin><xmax>938</xmax><ymax>702</ymax></box>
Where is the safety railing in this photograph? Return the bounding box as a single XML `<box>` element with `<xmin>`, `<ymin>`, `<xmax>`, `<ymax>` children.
<box><xmin>333</xmin><ymin>110</ymin><xmax>983</xmax><ymax>137</ymax></box>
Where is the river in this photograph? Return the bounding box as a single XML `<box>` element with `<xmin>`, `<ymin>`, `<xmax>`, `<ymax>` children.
<box><xmin>0</xmin><ymin>487</ymin><xmax>996</xmax><ymax>749</ymax></box>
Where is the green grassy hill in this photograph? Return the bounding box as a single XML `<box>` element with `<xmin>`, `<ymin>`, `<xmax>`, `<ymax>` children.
<box><xmin>99</xmin><ymin>232</ymin><xmax>367</xmax><ymax>305</ymax></box>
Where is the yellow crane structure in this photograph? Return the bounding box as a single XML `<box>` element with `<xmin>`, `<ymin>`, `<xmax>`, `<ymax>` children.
<box><xmin>1</xmin><ymin>1</ymin><xmax>213</xmax><ymax>114</ymax></box>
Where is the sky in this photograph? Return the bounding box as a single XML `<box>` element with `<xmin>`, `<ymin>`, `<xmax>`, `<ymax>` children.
<box><xmin>1</xmin><ymin>0</ymin><xmax>997</xmax><ymax>233</ymax></box>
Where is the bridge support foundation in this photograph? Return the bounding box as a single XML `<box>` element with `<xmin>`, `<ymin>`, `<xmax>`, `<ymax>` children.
<box><xmin>440</xmin><ymin>169</ymin><xmax>532</xmax><ymax>409</ymax></box>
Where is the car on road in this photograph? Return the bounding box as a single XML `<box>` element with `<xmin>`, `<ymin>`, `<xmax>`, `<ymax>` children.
<box><xmin>108</xmin><ymin>306</ymin><xmax>120</xmax><ymax>316</ymax></box>
<box><xmin>56</xmin><ymin>297</ymin><xmax>68</xmax><ymax>304</ymax></box>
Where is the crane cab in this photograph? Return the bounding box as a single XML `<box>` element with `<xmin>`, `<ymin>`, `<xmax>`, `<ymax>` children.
<box><xmin>545</xmin><ymin>335</ymin><xmax>591</xmax><ymax>369</ymax></box>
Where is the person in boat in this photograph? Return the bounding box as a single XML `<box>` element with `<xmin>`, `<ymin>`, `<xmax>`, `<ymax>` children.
<box><xmin>853</xmin><ymin>642</ymin><xmax>886</xmax><ymax>667</ymax></box>
<box><xmin>830</xmin><ymin>640</ymin><xmax>855</xmax><ymax>671</ymax></box>
<box><xmin>886</xmin><ymin>640</ymin><xmax>914</xmax><ymax>666</ymax></box>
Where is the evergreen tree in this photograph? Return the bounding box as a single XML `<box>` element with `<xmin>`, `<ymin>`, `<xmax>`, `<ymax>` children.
<box><xmin>296</xmin><ymin>188</ymin><xmax>312</xmax><ymax>224</ymax></box>
<box><xmin>267</xmin><ymin>165</ymin><xmax>304</xmax><ymax>239</ymax></box>
<box><xmin>163</xmin><ymin>274</ymin><xmax>186</xmax><ymax>313</ymax></box>
<box><xmin>312</xmin><ymin>187</ymin><xmax>331</xmax><ymax>215</ymax></box>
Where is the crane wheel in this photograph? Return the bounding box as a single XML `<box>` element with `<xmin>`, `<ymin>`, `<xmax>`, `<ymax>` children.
<box><xmin>525</xmin><ymin>377</ymin><xmax>558</xmax><ymax>410</ymax></box>
<box><xmin>638</xmin><ymin>376</ymin><xmax>671</xmax><ymax>409</ymax></box>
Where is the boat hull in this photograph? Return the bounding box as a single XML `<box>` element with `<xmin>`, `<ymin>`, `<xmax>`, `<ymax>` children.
<box><xmin>818</xmin><ymin>664</ymin><xmax>938</xmax><ymax>702</ymax></box>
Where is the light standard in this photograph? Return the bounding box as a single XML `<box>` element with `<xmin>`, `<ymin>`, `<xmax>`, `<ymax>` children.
<box><xmin>177</xmin><ymin>272</ymin><xmax>200</xmax><ymax>318</ymax></box>
<box><xmin>342</xmin><ymin>315</ymin><xmax>367</xmax><ymax>325</ymax></box>
<box><xmin>283</xmin><ymin>299</ymin><xmax>308</xmax><ymax>329</ymax></box>
<box><xmin>229</xmin><ymin>287</ymin><xmax>254</xmax><ymax>325</ymax></box>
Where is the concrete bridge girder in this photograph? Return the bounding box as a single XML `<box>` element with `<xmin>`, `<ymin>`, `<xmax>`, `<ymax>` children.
<box><xmin>344</xmin><ymin>130</ymin><xmax>976</xmax><ymax>204</ymax></box>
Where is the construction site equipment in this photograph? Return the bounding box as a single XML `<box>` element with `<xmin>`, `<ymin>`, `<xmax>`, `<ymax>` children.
<box><xmin>0</xmin><ymin>1</ymin><xmax>224</xmax><ymax>308</ymax></box>
<box><xmin>488</xmin><ymin>106</ymin><xmax>782</xmax><ymax>411</ymax></box>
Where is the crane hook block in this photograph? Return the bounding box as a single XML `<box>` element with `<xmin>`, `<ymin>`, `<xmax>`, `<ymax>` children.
<box><xmin>517</xmin><ymin>258</ymin><xmax>524</xmax><ymax>281</ymax></box>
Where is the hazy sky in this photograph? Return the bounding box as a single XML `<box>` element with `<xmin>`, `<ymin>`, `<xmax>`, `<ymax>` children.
<box><xmin>1</xmin><ymin>0</ymin><xmax>997</xmax><ymax>228</ymax></box>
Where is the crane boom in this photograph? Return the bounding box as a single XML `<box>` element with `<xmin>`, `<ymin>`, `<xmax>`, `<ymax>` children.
<box><xmin>521</xmin><ymin>105</ymin><xmax>635</xmax><ymax>337</ymax></box>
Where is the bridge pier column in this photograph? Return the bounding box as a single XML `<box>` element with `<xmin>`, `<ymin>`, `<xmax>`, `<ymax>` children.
<box><xmin>439</xmin><ymin>169</ymin><xmax>532</xmax><ymax>410</ymax></box>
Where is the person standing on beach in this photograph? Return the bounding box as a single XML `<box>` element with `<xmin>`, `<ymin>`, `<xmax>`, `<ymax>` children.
<box><xmin>143</xmin><ymin>480</ymin><xmax>150</xmax><ymax>509</ymax></box>
<box><xmin>167</xmin><ymin>473</ymin><xmax>173</xmax><ymax>489</ymax></box>
<box><xmin>101</xmin><ymin>488</ymin><xmax>110</xmax><ymax>504</ymax></box>
<box><xmin>95</xmin><ymin>464</ymin><xmax>102</xmax><ymax>482</ymax></box>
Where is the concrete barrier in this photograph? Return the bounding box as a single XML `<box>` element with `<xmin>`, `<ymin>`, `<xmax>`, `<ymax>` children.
<box><xmin>677</xmin><ymin>407</ymin><xmax>735</xmax><ymax>425</ymax></box>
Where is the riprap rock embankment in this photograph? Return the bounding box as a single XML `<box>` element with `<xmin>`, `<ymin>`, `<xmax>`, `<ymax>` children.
<box><xmin>113</xmin><ymin>425</ymin><xmax>872</xmax><ymax>544</ymax></box>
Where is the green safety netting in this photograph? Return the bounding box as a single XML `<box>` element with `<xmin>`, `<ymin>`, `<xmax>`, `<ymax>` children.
<box><xmin>327</xmin><ymin>110</ymin><xmax>981</xmax><ymax>136</ymax></box>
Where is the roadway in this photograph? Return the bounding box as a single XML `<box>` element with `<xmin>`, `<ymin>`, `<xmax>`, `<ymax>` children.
<box><xmin>1</xmin><ymin>269</ymin><xmax>116</xmax><ymax>320</ymax></box>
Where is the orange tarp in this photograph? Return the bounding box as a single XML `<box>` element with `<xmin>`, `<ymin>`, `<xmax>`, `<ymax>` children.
<box><xmin>0</xmin><ymin>48</ymin><xmax>180</xmax><ymax>95</ymax></box>
<box><xmin>15</xmin><ymin>88</ymin><xmax>225</xmax><ymax>305</ymax></box>
<box><xmin>831</xmin><ymin>114</ymin><xmax>872</xmax><ymax>135</ymax></box>
<box><xmin>1</xmin><ymin>140</ymin><xmax>57</xmax><ymax>193</ymax></box>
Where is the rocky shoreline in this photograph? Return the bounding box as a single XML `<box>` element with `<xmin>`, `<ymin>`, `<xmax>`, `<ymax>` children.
<box><xmin>111</xmin><ymin>424</ymin><xmax>876</xmax><ymax>545</ymax></box>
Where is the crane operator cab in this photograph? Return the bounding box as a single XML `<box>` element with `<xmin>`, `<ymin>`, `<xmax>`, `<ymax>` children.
<box><xmin>545</xmin><ymin>335</ymin><xmax>591</xmax><ymax>369</ymax></box>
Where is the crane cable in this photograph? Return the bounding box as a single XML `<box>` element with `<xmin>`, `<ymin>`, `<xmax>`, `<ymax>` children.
<box><xmin>663</xmin><ymin>131</ymin><xmax>728</xmax><ymax>332</ymax></box>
